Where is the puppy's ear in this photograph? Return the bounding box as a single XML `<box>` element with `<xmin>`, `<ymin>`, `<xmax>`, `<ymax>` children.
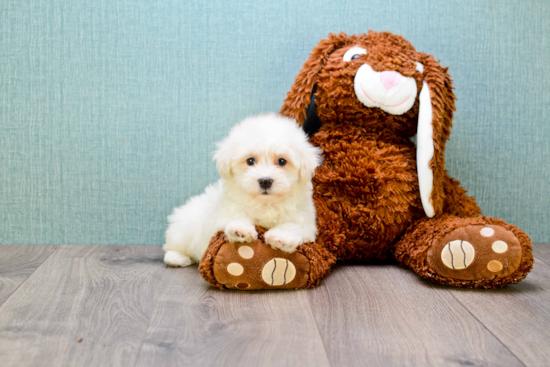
<box><xmin>213</xmin><ymin>138</ymin><xmax>234</xmax><ymax>179</ymax></box>
<box><xmin>280</xmin><ymin>33</ymin><xmax>351</xmax><ymax>127</ymax></box>
<box><xmin>296</xmin><ymin>144</ymin><xmax>323</xmax><ymax>180</ymax></box>
<box><xmin>415</xmin><ymin>54</ymin><xmax>456</xmax><ymax>218</ymax></box>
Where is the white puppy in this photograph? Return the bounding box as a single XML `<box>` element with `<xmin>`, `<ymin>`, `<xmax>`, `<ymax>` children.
<box><xmin>163</xmin><ymin>114</ymin><xmax>322</xmax><ymax>267</ymax></box>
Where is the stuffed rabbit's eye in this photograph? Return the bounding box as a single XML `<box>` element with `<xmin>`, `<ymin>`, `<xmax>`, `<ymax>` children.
<box><xmin>343</xmin><ymin>46</ymin><xmax>367</xmax><ymax>62</ymax></box>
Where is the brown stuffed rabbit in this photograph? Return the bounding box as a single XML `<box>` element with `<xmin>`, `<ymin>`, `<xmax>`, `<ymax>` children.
<box><xmin>199</xmin><ymin>31</ymin><xmax>533</xmax><ymax>290</ymax></box>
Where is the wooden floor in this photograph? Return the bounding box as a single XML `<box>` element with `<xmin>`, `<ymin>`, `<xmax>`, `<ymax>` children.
<box><xmin>0</xmin><ymin>245</ymin><xmax>549</xmax><ymax>367</ymax></box>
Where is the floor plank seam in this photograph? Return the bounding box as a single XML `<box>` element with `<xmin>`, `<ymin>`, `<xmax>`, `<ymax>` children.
<box><xmin>133</xmin><ymin>265</ymin><xmax>168</xmax><ymax>367</ymax></box>
<box><xmin>446</xmin><ymin>289</ymin><xmax>527</xmax><ymax>367</ymax></box>
<box><xmin>306</xmin><ymin>288</ymin><xmax>334</xmax><ymax>367</ymax></box>
<box><xmin>0</xmin><ymin>245</ymin><xmax>60</xmax><ymax>311</ymax></box>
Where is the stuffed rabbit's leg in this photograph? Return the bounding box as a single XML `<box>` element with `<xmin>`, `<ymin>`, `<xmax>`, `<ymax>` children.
<box><xmin>199</xmin><ymin>227</ymin><xmax>336</xmax><ymax>290</ymax></box>
<box><xmin>394</xmin><ymin>215</ymin><xmax>533</xmax><ymax>288</ymax></box>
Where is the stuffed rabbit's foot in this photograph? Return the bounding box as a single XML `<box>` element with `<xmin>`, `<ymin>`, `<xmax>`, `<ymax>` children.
<box><xmin>428</xmin><ymin>224</ymin><xmax>523</xmax><ymax>281</ymax></box>
<box><xmin>199</xmin><ymin>227</ymin><xmax>335</xmax><ymax>290</ymax></box>
<box><xmin>395</xmin><ymin>216</ymin><xmax>534</xmax><ymax>288</ymax></box>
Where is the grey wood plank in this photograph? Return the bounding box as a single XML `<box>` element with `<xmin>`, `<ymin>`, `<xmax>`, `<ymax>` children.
<box><xmin>449</xmin><ymin>243</ymin><xmax>550</xmax><ymax>367</ymax></box>
<box><xmin>308</xmin><ymin>264</ymin><xmax>524</xmax><ymax>367</ymax></box>
<box><xmin>0</xmin><ymin>245</ymin><xmax>58</xmax><ymax>306</ymax></box>
<box><xmin>0</xmin><ymin>245</ymin><xmax>166</xmax><ymax>367</ymax></box>
<box><xmin>534</xmin><ymin>243</ymin><xmax>550</xmax><ymax>264</ymax></box>
<box><xmin>135</xmin><ymin>266</ymin><xmax>331</xmax><ymax>367</ymax></box>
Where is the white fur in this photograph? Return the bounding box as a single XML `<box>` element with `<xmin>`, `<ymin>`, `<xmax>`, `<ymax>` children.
<box><xmin>163</xmin><ymin>114</ymin><xmax>323</xmax><ymax>266</ymax></box>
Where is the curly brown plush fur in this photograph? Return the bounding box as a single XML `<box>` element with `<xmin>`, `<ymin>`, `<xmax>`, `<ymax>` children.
<box><xmin>199</xmin><ymin>31</ymin><xmax>533</xmax><ymax>290</ymax></box>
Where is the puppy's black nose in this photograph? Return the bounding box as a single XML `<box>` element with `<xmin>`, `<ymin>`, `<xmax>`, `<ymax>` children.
<box><xmin>258</xmin><ymin>178</ymin><xmax>273</xmax><ymax>189</ymax></box>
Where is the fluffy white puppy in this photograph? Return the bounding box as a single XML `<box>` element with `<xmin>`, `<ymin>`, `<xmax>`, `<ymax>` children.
<box><xmin>163</xmin><ymin>113</ymin><xmax>322</xmax><ymax>267</ymax></box>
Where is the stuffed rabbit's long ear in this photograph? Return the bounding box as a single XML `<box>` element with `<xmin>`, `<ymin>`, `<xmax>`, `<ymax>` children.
<box><xmin>415</xmin><ymin>54</ymin><xmax>456</xmax><ymax>218</ymax></box>
<box><xmin>280</xmin><ymin>33</ymin><xmax>350</xmax><ymax>126</ymax></box>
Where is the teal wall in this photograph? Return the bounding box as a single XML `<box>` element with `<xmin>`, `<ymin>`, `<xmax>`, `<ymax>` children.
<box><xmin>1</xmin><ymin>0</ymin><xmax>548</xmax><ymax>245</ymax></box>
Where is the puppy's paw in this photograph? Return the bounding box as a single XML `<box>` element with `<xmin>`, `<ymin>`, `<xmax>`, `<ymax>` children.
<box><xmin>225</xmin><ymin>221</ymin><xmax>258</xmax><ymax>243</ymax></box>
<box><xmin>164</xmin><ymin>251</ymin><xmax>194</xmax><ymax>267</ymax></box>
<box><xmin>265</xmin><ymin>229</ymin><xmax>303</xmax><ymax>253</ymax></box>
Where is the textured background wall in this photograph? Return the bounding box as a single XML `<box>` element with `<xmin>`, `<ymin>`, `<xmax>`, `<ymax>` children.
<box><xmin>1</xmin><ymin>0</ymin><xmax>548</xmax><ymax>245</ymax></box>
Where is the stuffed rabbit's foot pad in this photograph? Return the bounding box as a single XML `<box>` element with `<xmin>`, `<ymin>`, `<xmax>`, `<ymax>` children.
<box><xmin>428</xmin><ymin>225</ymin><xmax>522</xmax><ymax>281</ymax></box>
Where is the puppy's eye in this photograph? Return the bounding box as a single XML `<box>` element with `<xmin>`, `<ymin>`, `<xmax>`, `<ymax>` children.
<box><xmin>278</xmin><ymin>158</ymin><xmax>287</xmax><ymax>166</ymax></box>
<box><xmin>246</xmin><ymin>158</ymin><xmax>255</xmax><ymax>166</ymax></box>
<box><xmin>343</xmin><ymin>46</ymin><xmax>367</xmax><ymax>62</ymax></box>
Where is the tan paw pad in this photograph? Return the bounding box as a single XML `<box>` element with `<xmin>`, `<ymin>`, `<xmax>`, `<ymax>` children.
<box><xmin>238</xmin><ymin>245</ymin><xmax>254</xmax><ymax>259</ymax></box>
<box><xmin>487</xmin><ymin>260</ymin><xmax>504</xmax><ymax>272</ymax></box>
<box><xmin>491</xmin><ymin>240</ymin><xmax>508</xmax><ymax>253</ymax></box>
<box><xmin>480</xmin><ymin>227</ymin><xmax>495</xmax><ymax>237</ymax></box>
<box><xmin>441</xmin><ymin>240</ymin><xmax>475</xmax><ymax>269</ymax></box>
<box><xmin>261</xmin><ymin>258</ymin><xmax>296</xmax><ymax>286</ymax></box>
<box><xmin>227</xmin><ymin>262</ymin><xmax>244</xmax><ymax>276</ymax></box>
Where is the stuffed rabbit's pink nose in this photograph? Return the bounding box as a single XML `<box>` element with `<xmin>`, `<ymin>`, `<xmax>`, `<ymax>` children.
<box><xmin>379</xmin><ymin>71</ymin><xmax>403</xmax><ymax>90</ymax></box>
